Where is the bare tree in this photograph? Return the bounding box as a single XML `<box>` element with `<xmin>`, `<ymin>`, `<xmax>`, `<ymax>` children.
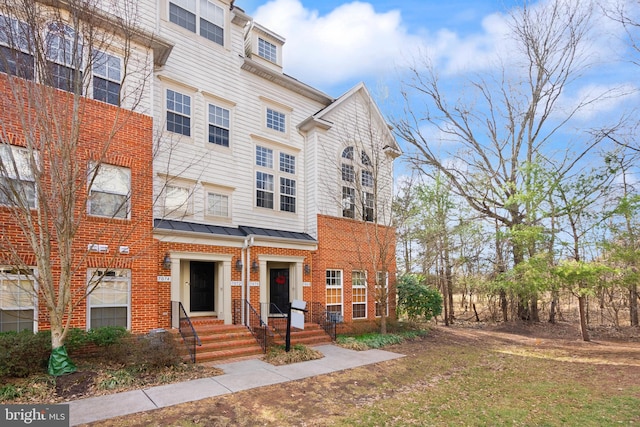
<box><xmin>0</xmin><ymin>0</ymin><xmax>157</xmax><ymax>373</ymax></box>
<box><xmin>321</xmin><ymin>87</ymin><xmax>399</xmax><ymax>334</ymax></box>
<box><xmin>394</xmin><ymin>0</ymin><xmax>618</xmax><ymax>321</ymax></box>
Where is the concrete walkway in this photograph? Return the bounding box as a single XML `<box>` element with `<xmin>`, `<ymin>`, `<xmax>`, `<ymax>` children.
<box><xmin>68</xmin><ymin>344</ymin><xmax>404</xmax><ymax>426</ymax></box>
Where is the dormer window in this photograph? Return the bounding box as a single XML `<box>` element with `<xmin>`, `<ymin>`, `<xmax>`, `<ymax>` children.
<box><xmin>169</xmin><ymin>0</ymin><xmax>224</xmax><ymax>46</ymax></box>
<box><xmin>258</xmin><ymin>37</ymin><xmax>277</xmax><ymax>63</ymax></box>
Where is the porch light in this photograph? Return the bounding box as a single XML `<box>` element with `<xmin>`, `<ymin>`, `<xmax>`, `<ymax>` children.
<box><xmin>235</xmin><ymin>259</ymin><xmax>243</xmax><ymax>271</ymax></box>
<box><xmin>162</xmin><ymin>253</ymin><xmax>171</xmax><ymax>270</ymax></box>
<box><xmin>304</xmin><ymin>264</ymin><xmax>311</xmax><ymax>275</ymax></box>
<box><xmin>251</xmin><ymin>260</ymin><xmax>259</xmax><ymax>272</ymax></box>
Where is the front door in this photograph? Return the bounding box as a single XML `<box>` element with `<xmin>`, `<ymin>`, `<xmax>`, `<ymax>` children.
<box><xmin>269</xmin><ymin>268</ymin><xmax>289</xmax><ymax>314</ymax></box>
<box><xmin>190</xmin><ymin>261</ymin><xmax>215</xmax><ymax>313</ymax></box>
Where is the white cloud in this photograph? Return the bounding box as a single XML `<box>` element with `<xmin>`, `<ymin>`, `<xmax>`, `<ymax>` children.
<box><xmin>252</xmin><ymin>0</ymin><xmax>425</xmax><ymax>88</ymax></box>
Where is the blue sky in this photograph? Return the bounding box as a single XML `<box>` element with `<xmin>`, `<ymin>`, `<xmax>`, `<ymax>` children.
<box><xmin>239</xmin><ymin>1</ymin><xmax>637</xmax><ymax>110</ymax></box>
<box><xmin>238</xmin><ymin>0</ymin><xmax>639</xmax><ymax>180</ymax></box>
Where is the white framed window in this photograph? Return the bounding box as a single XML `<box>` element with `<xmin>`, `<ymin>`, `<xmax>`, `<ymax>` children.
<box><xmin>87</xmin><ymin>269</ymin><xmax>130</xmax><ymax>329</ymax></box>
<box><xmin>0</xmin><ymin>144</ymin><xmax>36</xmax><ymax>208</ymax></box>
<box><xmin>280</xmin><ymin>177</ymin><xmax>296</xmax><ymax>213</ymax></box>
<box><xmin>207</xmin><ymin>192</ymin><xmax>228</xmax><ymax>217</ymax></box>
<box><xmin>326</xmin><ymin>270</ymin><xmax>343</xmax><ymax>316</ymax></box>
<box><xmin>342</xmin><ymin>186</ymin><xmax>355</xmax><ymax>219</ymax></box>
<box><xmin>45</xmin><ymin>22</ymin><xmax>83</xmax><ymax>93</ymax></box>
<box><xmin>352</xmin><ymin>270</ymin><xmax>367</xmax><ymax>319</ymax></box>
<box><xmin>0</xmin><ymin>15</ymin><xmax>34</xmax><ymax>80</ymax></box>
<box><xmin>92</xmin><ymin>50</ymin><xmax>121</xmax><ymax>106</ymax></box>
<box><xmin>258</xmin><ymin>37</ymin><xmax>277</xmax><ymax>63</ymax></box>
<box><xmin>0</xmin><ymin>267</ymin><xmax>36</xmax><ymax>332</ymax></box>
<box><xmin>169</xmin><ymin>0</ymin><xmax>224</xmax><ymax>46</ymax></box>
<box><xmin>166</xmin><ymin>89</ymin><xmax>191</xmax><ymax>136</ymax></box>
<box><xmin>340</xmin><ymin>146</ymin><xmax>375</xmax><ymax>221</ymax></box>
<box><xmin>280</xmin><ymin>152</ymin><xmax>295</xmax><ymax>174</ymax></box>
<box><xmin>88</xmin><ymin>163</ymin><xmax>130</xmax><ymax>219</ymax></box>
<box><xmin>256</xmin><ymin>171</ymin><xmax>274</xmax><ymax>209</ymax></box>
<box><xmin>163</xmin><ymin>184</ymin><xmax>191</xmax><ymax>216</ymax></box>
<box><xmin>266</xmin><ymin>107</ymin><xmax>285</xmax><ymax>133</ymax></box>
<box><xmin>208</xmin><ymin>103</ymin><xmax>229</xmax><ymax>147</ymax></box>
<box><xmin>375</xmin><ymin>271</ymin><xmax>389</xmax><ymax>317</ymax></box>
<box><xmin>256</xmin><ymin>146</ymin><xmax>273</xmax><ymax>168</ymax></box>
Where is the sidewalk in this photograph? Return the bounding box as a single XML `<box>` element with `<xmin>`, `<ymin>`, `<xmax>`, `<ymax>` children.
<box><xmin>68</xmin><ymin>344</ymin><xmax>404</xmax><ymax>426</ymax></box>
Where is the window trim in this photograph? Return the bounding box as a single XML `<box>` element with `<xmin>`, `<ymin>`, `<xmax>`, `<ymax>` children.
<box><xmin>352</xmin><ymin>270</ymin><xmax>367</xmax><ymax>320</ymax></box>
<box><xmin>207</xmin><ymin>102</ymin><xmax>230</xmax><ymax>147</ymax></box>
<box><xmin>162</xmin><ymin>182</ymin><xmax>193</xmax><ymax>217</ymax></box>
<box><xmin>266</xmin><ymin>107</ymin><xmax>286</xmax><ymax>133</ymax></box>
<box><xmin>326</xmin><ymin>269</ymin><xmax>343</xmax><ymax>316</ymax></box>
<box><xmin>258</xmin><ymin>37</ymin><xmax>277</xmax><ymax>63</ymax></box>
<box><xmin>375</xmin><ymin>271</ymin><xmax>389</xmax><ymax>318</ymax></box>
<box><xmin>168</xmin><ymin>0</ymin><xmax>225</xmax><ymax>47</ymax></box>
<box><xmin>166</xmin><ymin>88</ymin><xmax>192</xmax><ymax>137</ymax></box>
<box><xmin>205</xmin><ymin>191</ymin><xmax>229</xmax><ymax>218</ymax></box>
<box><xmin>92</xmin><ymin>50</ymin><xmax>122</xmax><ymax>106</ymax></box>
<box><xmin>87</xmin><ymin>269</ymin><xmax>131</xmax><ymax>330</ymax></box>
<box><xmin>87</xmin><ymin>162</ymin><xmax>131</xmax><ymax>219</ymax></box>
<box><xmin>0</xmin><ymin>144</ymin><xmax>37</xmax><ymax>209</ymax></box>
<box><xmin>255</xmin><ymin>144</ymin><xmax>297</xmax><ymax>213</ymax></box>
<box><xmin>0</xmin><ymin>267</ymin><xmax>37</xmax><ymax>333</ymax></box>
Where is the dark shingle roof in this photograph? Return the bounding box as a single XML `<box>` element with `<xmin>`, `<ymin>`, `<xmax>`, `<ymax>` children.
<box><xmin>154</xmin><ymin>219</ymin><xmax>316</xmax><ymax>242</ymax></box>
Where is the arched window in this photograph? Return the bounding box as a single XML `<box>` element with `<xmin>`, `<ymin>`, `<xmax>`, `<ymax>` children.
<box><xmin>340</xmin><ymin>145</ymin><xmax>374</xmax><ymax>222</ymax></box>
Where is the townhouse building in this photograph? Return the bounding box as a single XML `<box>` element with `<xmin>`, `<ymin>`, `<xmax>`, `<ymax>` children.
<box><xmin>0</xmin><ymin>0</ymin><xmax>400</xmax><ymax>345</ymax></box>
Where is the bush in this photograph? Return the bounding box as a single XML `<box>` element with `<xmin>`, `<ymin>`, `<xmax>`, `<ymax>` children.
<box><xmin>397</xmin><ymin>274</ymin><xmax>443</xmax><ymax>321</ymax></box>
<box><xmin>86</xmin><ymin>326</ymin><xmax>129</xmax><ymax>347</ymax></box>
<box><xmin>0</xmin><ymin>330</ymin><xmax>50</xmax><ymax>378</ymax></box>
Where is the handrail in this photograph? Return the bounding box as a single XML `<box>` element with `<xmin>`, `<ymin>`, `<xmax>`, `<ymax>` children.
<box><xmin>310</xmin><ymin>302</ymin><xmax>337</xmax><ymax>341</ymax></box>
<box><xmin>262</xmin><ymin>302</ymin><xmax>287</xmax><ymax>340</ymax></box>
<box><xmin>245</xmin><ymin>300</ymin><xmax>267</xmax><ymax>353</ymax></box>
<box><xmin>172</xmin><ymin>301</ymin><xmax>202</xmax><ymax>363</ymax></box>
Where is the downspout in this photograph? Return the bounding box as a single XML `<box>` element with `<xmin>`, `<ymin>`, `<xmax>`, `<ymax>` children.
<box><xmin>246</xmin><ymin>236</ymin><xmax>255</xmax><ymax>318</ymax></box>
<box><xmin>241</xmin><ymin>238</ymin><xmax>248</xmax><ymax>325</ymax></box>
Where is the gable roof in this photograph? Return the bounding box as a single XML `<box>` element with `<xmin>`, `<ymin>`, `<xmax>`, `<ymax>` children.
<box><xmin>297</xmin><ymin>82</ymin><xmax>402</xmax><ymax>156</ymax></box>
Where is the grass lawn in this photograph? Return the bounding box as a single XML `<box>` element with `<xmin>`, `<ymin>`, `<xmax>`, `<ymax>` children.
<box><xmin>85</xmin><ymin>324</ymin><xmax>640</xmax><ymax>426</ymax></box>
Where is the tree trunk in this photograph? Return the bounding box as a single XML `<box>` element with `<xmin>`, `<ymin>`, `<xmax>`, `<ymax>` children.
<box><xmin>530</xmin><ymin>295</ymin><xmax>540</xmax><ymax>322</ymax></box>
<box><xmin>630</xmin><ymin>284</ymin><xmax>639</xmax><ymax>327</ymax></box>
<box><xmin>578</xmin><ymin>295</ymin><xmax>590</xmax><ymax>341</ymax></box>
<box><xmin>500</xmin><ymin>289</ymin><xmax>508</xmax><ymax>322</ymax></box>
<box><xmin>549</xmin><ymin>291</ymin><xmax>558</xmax><ymax>323</ymax></box>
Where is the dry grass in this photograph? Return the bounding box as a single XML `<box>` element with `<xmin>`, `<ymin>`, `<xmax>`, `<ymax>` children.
<box><xmin>262</xmin><ymin>344</ymin><xmax>324</xmax><ymax>366</ymax></box>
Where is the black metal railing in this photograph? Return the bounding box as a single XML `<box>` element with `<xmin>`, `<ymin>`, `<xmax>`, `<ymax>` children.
<box><xmin>262</xmin><ymin>303</ymin><xmax>287</xmax><ymax>340</ymax></box>
<box><xmin>245</xmin><ymin>300</ymin><xmax>268</xmax><ymax>352</ymax></box>
<box><xmin>310</xmin><ymin>302</ymin><xmax>338</xmax><ymax>341</ymax></box>
<box><xmin>172</xmin><ymin>301</ymin><xmax>201</xmax><ymax>363</ymax></box>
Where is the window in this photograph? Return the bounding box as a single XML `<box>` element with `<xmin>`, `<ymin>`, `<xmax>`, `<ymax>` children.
<box><xmin>258</xmin><ymin>37</ymin><xmax>277</xmax><ymax>62</ymax></box>
<box><xmin>363</xmin><ymin>192</ymin><xmax>374</xmax><ymax>222</ymax></box>
<box><xmin>342</xmin><ymin>164</ymin><xmax>355</xmax><ymax>182</ymax></box>
<box><xmin>256</xmin><ymin>146</ymin><xmax>273</xmax><ymax>168</ymax></box>
<box><xmin>326</xmin><ymin>270</ymin><xmax>343</xmax><ymax>315</ymax></box>
<box><xmin>88</xmin><ymin>163</ymin><xmax>130</xmax><ymax>219</ymax></box>
<box><xmin>92</xmin><ymin>51</ymin><xmax>121</xmax><ymax>105</ymax></box>
<box><xmin>342</xmin><ymin>186</ymin><xmax>355</xmax><ymax>218</ymax></box>
<box><xmin>163</xmin><ymin>184</ymin><xmax>191</xmax><ymax>216</ymax></box>
<box><xmin>88</xmin><ymin>269</ymin><xmax>130</xmax><ymax>329</ymax></box>
<box><xmin>0</xmin><ymin>16</ymin><xmax>34</xmax><ymax>80</ymax></box>
<box><xmin>169</xmin><ymin>0</ymin><xmax>196</xmax><ymax>32</ymax></box>
<box><xmin>280</xmin><ymin>177</ymin><xmax>296</xmax><ymax>213</ymax></box>
<box><xmin>362</xmin><ymin>170</ymin><xmax>374</xmax><ymax>188</ymax></box>
<box><xmin>340</xmin><ymin>146</ymin><xmax>375</xmax><ymax>221</ymax></box>
<box><xmin>375</xmin><ymin>271</ymin><xmax>389</xmax><ymax>317</ymax></box>
<box><xmin>266</xmin><ymin>108</ymin><xmax>285</xmax><ymax>132</ymax></box>
<box><xmin>208</xmin><ymin>104</ymin><xmax>229</xmax><ymax>146</ymax></box>
<box><xmin>207</xmin><ymin>192</ymin><xmax>228</xmax><ymax>217</ymax></box>
<box><xmin>166</xmin><ymin>89</ymin><xmax>191</xmax><ymax>136</ymax></box>
<box><xmin>352</xmin><ymin>271</ymin><xmax>367</xmax><ymax>319</ymax></box>
<box><xmin>199</xmin><ymin>0</ymin><xmax>224</xmax><ymax>45</ymax></box>
<box><xmin>280</xmin><ymin>153</ymin><xmax>295</xmax><ymax>174</ymax></box>
<box><xmin>256</xmin><ymin>171</ymin><xmax>274</xmax><ymax>209</ymax></box>
<box><xmin>45</xmin><ymin>23</ymin><xmax>83</xmax><ymax>93</ymax></box>
<box><xmin>0</xmin><ymin>268</ymin><xmax>35</xmax><ymax>332</ymax></box>
<box><xmin>169</xmin><ymin>0</ymin><xmax>224</xmax><ymax>46</ymax></box>
<box><xmin>0</xmin><ymin>145</ymin><xmax>36</xmax><ymax>208</ymax></box>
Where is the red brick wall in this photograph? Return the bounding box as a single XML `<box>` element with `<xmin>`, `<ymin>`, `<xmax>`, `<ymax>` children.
<box><xmin>0</xmin><ymin>75</ymin><xmax>156</xmax><ymax>333</ymax></box>
<box><xmin>314</xmin><ymin>214</ymin><xmax>397</xmax><ymax>324</ymax></box>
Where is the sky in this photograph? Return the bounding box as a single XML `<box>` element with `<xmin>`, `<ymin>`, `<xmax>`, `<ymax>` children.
<box><xmin>237</xmin><ymin>0</ymin><xmax>640</xmax><ymax>177</ymax></box>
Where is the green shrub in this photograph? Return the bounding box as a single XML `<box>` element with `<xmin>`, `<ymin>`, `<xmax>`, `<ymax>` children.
<box><xmin>397</xmin><ymin>274</ymin><xmax>443</xmax><ymax>321</ymax></box>
<box><xmin>0</xmin><ymin>330</ymin><xmax>50</xmax><ymax>378</ymax></box>
<box><xmin>86</xmin><ymin>326</ymin><xmax>129</xmax><ymax>347</ymax></box>
<box><xmin>0</xmin><ymin>384</ymin><xmax>22</xmax><ymax>401</ymax></box>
